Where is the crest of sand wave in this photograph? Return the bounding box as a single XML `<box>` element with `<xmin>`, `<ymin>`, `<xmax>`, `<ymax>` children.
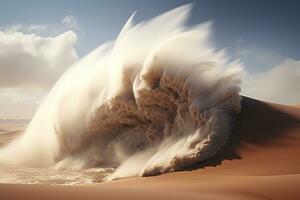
<box><xmin>0</xmin><ymin>5</ymin><xmax>242</xmax><ymax>179</ymax></box>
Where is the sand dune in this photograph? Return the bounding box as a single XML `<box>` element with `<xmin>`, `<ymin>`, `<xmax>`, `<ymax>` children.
<box><xmin>0</xmin><ymin>96</ymin><xmax>300</xmax><ymax>200</ymax></box>
<box><xmin>0</xmin><ymin>130</ymin><xmax>23</xmax><ymax>147</ymax></box>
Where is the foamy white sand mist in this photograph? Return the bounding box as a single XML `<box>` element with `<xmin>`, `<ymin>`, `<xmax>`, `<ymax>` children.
<box><xmin>0</xmin><ymin>5</ymin><xmax>242</xmax><ymax>181</ymax></box>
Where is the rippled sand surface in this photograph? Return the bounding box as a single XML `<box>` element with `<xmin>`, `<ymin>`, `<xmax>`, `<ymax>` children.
<box><xmin>0</xmin><ymin>167</ymin><xmax>113</xmax><ymax>185</ymax></box>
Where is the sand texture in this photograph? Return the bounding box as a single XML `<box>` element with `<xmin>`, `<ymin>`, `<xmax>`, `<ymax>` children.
<box><xmin>0</xmin><ymin>96</ymin><xmax>299</xmax><ymax>200</ymax></box>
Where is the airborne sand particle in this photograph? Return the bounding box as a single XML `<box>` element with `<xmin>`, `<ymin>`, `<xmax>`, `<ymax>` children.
<box><xmin>0</xmin><ymin>5</ymin><xmax>242</xmax><ymax>181</ymax></box>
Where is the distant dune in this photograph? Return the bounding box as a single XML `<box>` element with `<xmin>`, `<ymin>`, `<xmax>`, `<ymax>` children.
<box><xmin>0</xmin><ymin>119</ymin><xmax>28</xmax><ymax>136</ymax></box>
<box><xmin>0</xmin><ymin>96</ymin><xmax>299</xmax><ymax>200</ymax></box>
<box><xmin>0</xmin><ymin>130</ymin><xmax>23</xmax><ymax>147</ymax></box>
<box><xmin>0</xmin><ymin>128</ymin><xmax>7</xmax><ymax>133</ymax></box>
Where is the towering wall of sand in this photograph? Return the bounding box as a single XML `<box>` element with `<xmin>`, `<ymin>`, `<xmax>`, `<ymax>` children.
<box><xmin>0</xmin><ymin>5</ymin><xmax>242</xmax><ymax>178</ymax></box>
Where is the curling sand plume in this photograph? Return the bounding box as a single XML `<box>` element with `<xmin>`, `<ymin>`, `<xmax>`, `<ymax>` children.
<box><xmin>0</xmin><ymin>5</ymin><xmax>242</xmax><ymax>179</ymax></box>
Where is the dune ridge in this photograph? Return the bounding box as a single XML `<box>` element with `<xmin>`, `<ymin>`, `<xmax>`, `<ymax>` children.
<box><xmin>1</xmin><ymin>96</ymin><xmax>300</xmax><ymax>200</ymax></box>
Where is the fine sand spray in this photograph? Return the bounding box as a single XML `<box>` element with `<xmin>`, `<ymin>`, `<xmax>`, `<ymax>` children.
<box><xmin>0</xmin><ymin>5</ymin><xmax>242</xmax><ymax>181</ymax></box>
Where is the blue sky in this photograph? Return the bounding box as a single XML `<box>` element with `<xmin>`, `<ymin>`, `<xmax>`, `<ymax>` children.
<box><xmin>0</xmin><ymin>0</ymin><xmax>300</xmax><ymax>118</ymax></box>
<box><xmin>1</xmin><ymin>0</ymin><xmax>299</xmax><ymax>72</ymax></box>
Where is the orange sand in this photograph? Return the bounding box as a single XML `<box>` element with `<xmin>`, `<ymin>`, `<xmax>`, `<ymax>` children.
<box><xmin>0</xmin><ymin>96</ymin><xmax>299</xmax><ymax>200</ymax></box>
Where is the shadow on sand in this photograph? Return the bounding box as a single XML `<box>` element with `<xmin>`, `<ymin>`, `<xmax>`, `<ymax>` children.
<box><xmin>185</xmin><ymin>96</ymin><xmax>300</xmax><ymax>171</ymax></box>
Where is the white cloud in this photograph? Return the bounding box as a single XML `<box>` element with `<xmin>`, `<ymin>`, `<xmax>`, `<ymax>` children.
<box><xmin>0</xmin><ymin>15</ymin><xmax>81</xmax><ymax>118</ymax></box>
<box><xmin>233</xmin><ymin>44</ymin><xmax>284</xmax><ymax>73</ymax></box>
<box><xmin>0</xmin><ymin>30</ymin><xmax>78</xmax><ymax>90</ymax></box>
<box><xmin>234</xmin><ymin>42</ymin><xmax>300</xmax><ymax>105</ymax></box>
<box><xmin>0</xmin><ymin>89</ymin><xmax>42</xmax><ymax>118</ymax></box>
<box><xmin>242</xmin><ymin>59</ymin><xmax>300</xmax><ymax>105</ymax></box>
<box><xmin>0</xmin><ymin>28</ymin><xmax>78</xmax><ymax>118</ymax></box>
<box><xmin>0</xmin><ymin>24</ymin><xmax>48</xmax><ymax>35</ymax></box>
<box><xmin>61</xmin><ymin>15</ymin><xmax>79</xmax><ymax>30</ymax></box>
<box><xmin>1</xmin><ymin>15</ymin><xmax>79</xmax><ymax>36</ymax></box>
